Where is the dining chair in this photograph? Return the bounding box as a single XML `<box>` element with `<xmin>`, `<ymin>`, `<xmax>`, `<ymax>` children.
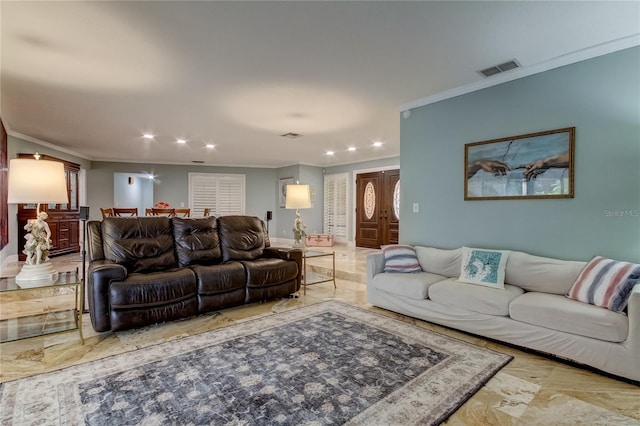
<box><xmin>203</xmin><ymin>208</ymin><xmax>211</xmax><ymax>217</ymax></box>
<box><xmin>100</xmin><ymin>208</ymin><xmax>114</xmax><ymax>219</ymax></box>
<box><xmin>151</xmin><ymin>208</ymin><xmax>176</xmax><ymax>217</ymax></box>
<box><xmin>113</xmin><ymin>207</ymin><xmax>138</xmax><ymax>217</ymax></box>
<box><xmin>174</xmin><ymin>208</ymin><xmax>191</xmax><ymax>217</ymax></box>
<box><xmin>144</xmin><ymin>208</ymin><xmax>154</xmax><ymax>216</ymax></box>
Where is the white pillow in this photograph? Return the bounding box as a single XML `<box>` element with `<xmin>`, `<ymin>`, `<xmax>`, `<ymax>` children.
<box><xmin>458</xmin><ymin>247</ymin><xmax>510</xmax><ymax>289</ymax></box>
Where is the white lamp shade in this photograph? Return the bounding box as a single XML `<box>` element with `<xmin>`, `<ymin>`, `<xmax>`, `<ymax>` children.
<box><xmin>285</xmin><ymin>184</ymin><xmax>311</xmax><ymax>209</ymax></box>
<box><xmin>7</xmin><ymin>159</ymin><xmax>69</xmax><ymax>204</ymax></box>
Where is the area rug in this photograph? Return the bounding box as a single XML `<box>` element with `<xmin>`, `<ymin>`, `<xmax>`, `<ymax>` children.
<box><xmin>1</xmin><ymin>301</ymin><xmax>512</xmax><ymax>425</ymax></box>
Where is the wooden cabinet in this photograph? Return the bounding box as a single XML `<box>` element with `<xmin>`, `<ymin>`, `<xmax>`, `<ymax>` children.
<box><xmin>17</xmin><ymin>154</ymin><xmax>81</xmax><ymax>259</ymax></box>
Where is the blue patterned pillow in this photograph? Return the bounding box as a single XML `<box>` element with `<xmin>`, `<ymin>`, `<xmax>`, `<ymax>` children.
<box><xmin>458</xmin><ymin>247</ymin><xmax>510</xmax><ymax>289</ymax></box>
<box><xmin>382</xmin><ymin>245</ymin><xmax>422</xmax><ymax>273</ymax></box>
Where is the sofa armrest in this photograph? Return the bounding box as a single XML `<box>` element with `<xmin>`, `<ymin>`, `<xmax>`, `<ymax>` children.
<box><xmin>87</xmin><ymin>260</ymin><xmax>128</xmax><ymax>332</ymax></box>
<box><xmin>367</xmin><ymin>252</ymin><xmax>385</xmax><ymax>285</ymax></box>
<box><xmin>627</xmin><ymin>283</ymin><xmax>640</xmax><ymax>355</ymax></box>
<box><xmin>263</xmin><ymin>247</ymin><xmax>303</xmax><ymax>291</ymax></box>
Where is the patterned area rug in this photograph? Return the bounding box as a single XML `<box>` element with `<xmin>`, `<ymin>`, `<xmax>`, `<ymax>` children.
<box><xmin>1</xmin><ymin>301</ymin><xmax>512</xmax><ymax>425</ymax></box>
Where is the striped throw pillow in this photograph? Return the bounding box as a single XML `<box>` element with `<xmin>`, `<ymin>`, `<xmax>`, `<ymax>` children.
<box><xmin>567</xmin><ymin>256</ymin><xmax>640</xmax><ymax>312</ymax></box>
<box><xmin>382</xmin><ymin>245</ymin><xmax>422</xmax><ymax>273</ymax></box>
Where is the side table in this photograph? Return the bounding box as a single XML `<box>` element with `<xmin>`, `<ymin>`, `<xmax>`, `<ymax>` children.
<box><xmin>0</xmin><ymin>268</ymin><xmax>84</xmax><ymax>344</ymax></box>
<box><xmin>302</xmin><ymin>250</ymin><xmax>336</xmax><ymax>295</ymax></box>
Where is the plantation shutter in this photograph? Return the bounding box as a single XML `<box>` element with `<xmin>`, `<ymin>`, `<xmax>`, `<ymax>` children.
<box><xmin>217</xmin><ymin>175</ymin><xmax>243</xmax><ymax>216</ymax></box>
<box><xmin>324</xmin><ymin>173</ymin><xmax>348</xmax><ymax>242</ymax></box>
<box><xmin>189</xmin><ymin>173</ymin><xmax>245</xmax><ymax>217</ymax></box>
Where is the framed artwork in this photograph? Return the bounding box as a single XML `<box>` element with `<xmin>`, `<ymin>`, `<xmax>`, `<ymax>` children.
<box><xmin>279</xmin><ymin>177</ymin><xmax>294</xmax><ymax>208</ymax></box>
<box><xmin>465</xmin><ymin>127</ymin><xmax>575</xmax><ymax>200</ymax></box>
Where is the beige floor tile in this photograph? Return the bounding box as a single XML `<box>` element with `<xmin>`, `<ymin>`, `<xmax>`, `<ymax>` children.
<box><xmin>518</xmin><ymin>389</ymin><xmax>640</xmax><ymax>425</ymax></box>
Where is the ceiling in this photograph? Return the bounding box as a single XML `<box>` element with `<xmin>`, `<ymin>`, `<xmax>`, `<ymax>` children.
<box><xmin>2</xmin><ymin>1</ymin><xmax>639</xmax><ymax>168</ymax></box>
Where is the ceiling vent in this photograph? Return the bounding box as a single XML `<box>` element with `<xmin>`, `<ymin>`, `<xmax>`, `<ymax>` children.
<box><xmin>478</xmin><ymin>59</ymin><xmax>520</xmax><ymax>78</ymax></box>
<box><xmin>281</xmin><ymin>132</ymin><xmax>302</xmax><ymax>139</ymax></box>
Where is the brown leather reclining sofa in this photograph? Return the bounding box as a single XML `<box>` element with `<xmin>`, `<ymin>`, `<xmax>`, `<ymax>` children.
<box><xmin>86</xmin><ymin>215</ymin><xmax>302</xmax><ymax>332</ymax></box>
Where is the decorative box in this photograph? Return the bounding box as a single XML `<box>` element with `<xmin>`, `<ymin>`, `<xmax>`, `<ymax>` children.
<box><xmin>306</xmin><ymin>234</ymin><xmax>334</xmax><ymax>247</ymax></box>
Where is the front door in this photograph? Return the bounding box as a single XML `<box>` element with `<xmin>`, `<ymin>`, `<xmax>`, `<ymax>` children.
<box><xmin>355</xmin><ymin>169</ymin><xmax>400</xmax><ymax>248</ymax></box>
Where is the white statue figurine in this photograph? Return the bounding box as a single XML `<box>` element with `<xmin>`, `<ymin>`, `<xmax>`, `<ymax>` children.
<box><xmin>292</xmin><ymin>213</ymin><xmax>307</xmax><ymax>246</ymax></box>
<box><xmin>23</xmin><ymin>211</ymin><xmax>52</xmax><ymax>265</ymax></box>
<box><xmin>22</xmin><ymin>233</ymin><xmax>38</xmax><ymax>265</ymax></box>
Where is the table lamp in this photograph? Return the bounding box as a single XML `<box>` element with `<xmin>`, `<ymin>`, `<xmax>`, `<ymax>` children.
<box><xmin>7</xmin><ymin>158</ymin><xmax>69</xmax><ymax>284</ymax></box>
<box><xmin>285</xmin><ymin>183</ymin><xmax>311</xmax><ymax>249</ymax></box>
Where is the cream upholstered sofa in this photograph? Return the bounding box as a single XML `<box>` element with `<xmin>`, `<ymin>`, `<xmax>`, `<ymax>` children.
<box><xmin>367</xmin><ymin>246</ymin><xmax>640</xmax><ymax>382</ymax></box>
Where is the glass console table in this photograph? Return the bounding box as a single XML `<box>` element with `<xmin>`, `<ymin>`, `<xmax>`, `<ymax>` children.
<box><xmin>0</xmin><ymin>269</ymin><xmax>84</xmax><ymax>344</ymax></box>
<box><xmin>302</xmin><ymin>250</ymin><xmax>336</xmax><ymax>295</ymax></box>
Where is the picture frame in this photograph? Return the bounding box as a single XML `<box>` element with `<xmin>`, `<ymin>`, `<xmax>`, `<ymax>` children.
<box><xmin>465</xmin><ymin>127</ymin><xmax>575</xmax><ymax>200</ymax></box>
<box><xmin>279</xmin><ymin>177</ymin><xmax>294</xmax><ymax>208</ymax></box>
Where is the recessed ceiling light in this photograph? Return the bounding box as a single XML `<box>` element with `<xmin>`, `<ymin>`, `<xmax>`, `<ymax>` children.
<box><xmin>142</xmin><ymin>134</ymin><xmax>154</xmax><ymax>140</ymax></box>
<box><xmin>373</xmin><ymin>141</ymin><xmax>383</xmax><ymax>147</ymax></box>
<box><xmin>326</xmin><ymin>151</ymin><xmax>335</xmax><ymax>156</ymax></box>
<box><xmin>347</xmin><ymin>147</ymin><xmax>356</xmax><ymax>152</ymax></box>
<box><xmin>176</xmin><ymin>139</ymin><xmax>187</xmax><ymax>144</ymax></box>
<box><xmin>205</xmin><ymin>144</ymin><xmax>215</xmax><ymax>149</ymax></box>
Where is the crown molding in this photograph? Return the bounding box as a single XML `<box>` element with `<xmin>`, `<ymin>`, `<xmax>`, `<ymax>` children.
<box><xmin>399</xmin><ymin>34</ymin><xmax>640</xmax><ymax>112</ymax></box>
<box><xmin>8</xmin><ymin>130</ymin><xmax>94</xmax><ymax>161</ymax></box>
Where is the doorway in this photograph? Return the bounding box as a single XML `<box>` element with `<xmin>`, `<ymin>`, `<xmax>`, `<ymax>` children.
<box><xmin>355</xmin><ymin>169</ymin><xmax>399</xmax><ymax>248</ymax></box>
<box><xmin>113</xmin><ymin>173</ymin><xmax>153</xmax><ymax>215</ymax></box>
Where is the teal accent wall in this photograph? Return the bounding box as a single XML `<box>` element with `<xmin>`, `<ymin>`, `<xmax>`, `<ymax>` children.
<box><xmin>400</xmin><ymin>47</ymin><xmax>640</xmax><ymax>262</ymax></box>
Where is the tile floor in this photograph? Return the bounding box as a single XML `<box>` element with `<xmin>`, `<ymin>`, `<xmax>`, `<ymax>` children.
<box><xmin>1</xmin><ymin>245</ymin><xmax>639</xmax><ymax>425</ymax></box>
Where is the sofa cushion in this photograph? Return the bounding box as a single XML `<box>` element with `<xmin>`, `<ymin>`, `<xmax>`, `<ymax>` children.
<box><xmin>102</xmin><ymin>217</ymin><xmax>177</xmax><ymax>273</ymax></box>
<box><xmin>415</xmin><ymin>246</ymin><xmax>461</xmax><ymax>278</ymax></box>
<box><xmin>429</xmin><ymin>278</ymin><xmax>524</xmax><ymax>316</ymax></box>
<box><xmin>172</xmin><ymin>217</ymin><xmax>222</xmax><ymax>267</ymax></box>
<box><xmin>505</xmin><ymin>251</ymin><xmax>586</xmax><ymax>295</ymax></box>
<box><xmin>372</xmin><ymin>272</ymin><xmax>447</xmax><ymax>300</ymax></box>
<box><xmin>567</xmin><ymin>256</ymin><xmax>640</xmax><ymax>312</ymax></box>
<box><xmin>509</xmin><ymin>292</ymin><xmax>628</xmax><ymax>343</ymax></box>
<box><xmin>458</xmin><ymin>247</ymin><xmax>510</xmax><ymax>289</ymax></box>
<box><xmin>191</xmin><ymin>262</ymin><xmax>246</xmax><ymax>295</ymax></box>
<box><xmin>381</xmin><ymin>245</ymin><xmax>422</xmax><ymax>273</ymax></box>
<box><xmin>242</xmin><ymin>258</ymin><xmax>298</xmax><ymax>287</ymax></box>
<box><xmin>109</xmin><ymin>268</ymin><xmax>197</xmax><ymax>309</ymax></box>
<box><xmin>218</xmin><ymin>216</ymin><xmax>266</xmax><ymax>262</ymax></box>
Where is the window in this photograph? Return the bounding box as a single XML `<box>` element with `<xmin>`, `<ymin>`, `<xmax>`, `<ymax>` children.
<box><xmin>188</xmin><ymin>173</ymin><xmax>245</xmax><ymax>217</ymax></box>
<box><xmin>324</xmin><ymin>173</ymin><xmax>349</xmax><ymax>242</ymax></box>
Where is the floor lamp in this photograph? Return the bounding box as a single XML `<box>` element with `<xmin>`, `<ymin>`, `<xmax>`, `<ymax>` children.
<box><xmin>80</xmin><ymin>206</ymin><xmax>90</xmax><ymax>312</ymax></box>
<box><xmin>7</xmin><ymin>158</ymin><xmax>69</xmax><ymax>285</ymax></box>
<box><xmin>285</xmin><ymin>183</ymin><xmax>311</xmax><ymax>249</ymax></box>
